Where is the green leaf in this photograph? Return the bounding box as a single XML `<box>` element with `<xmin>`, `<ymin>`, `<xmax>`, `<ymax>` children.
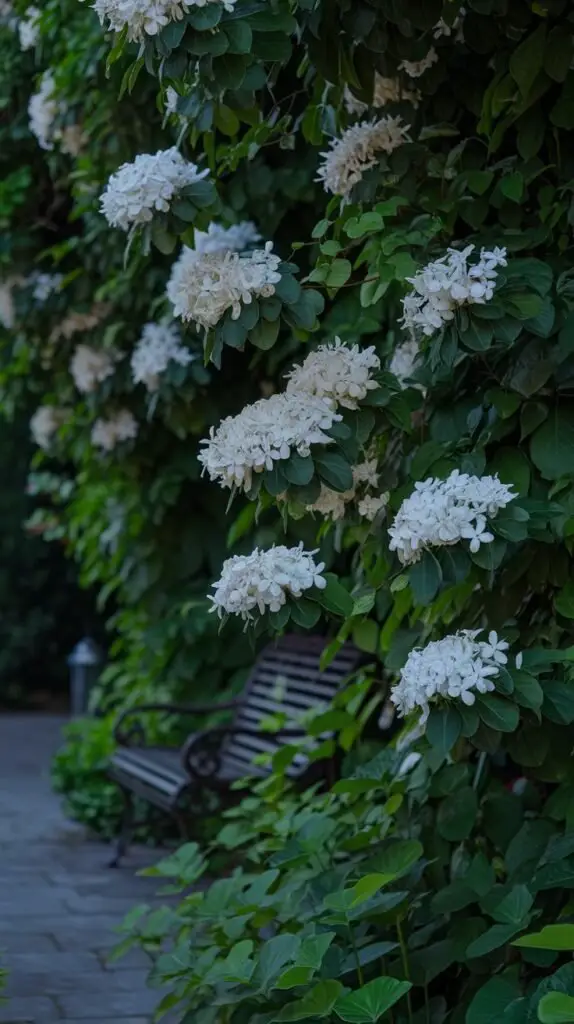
<box><xmin>368</xmin><ymin>840</ymin><xmax>423</xmax><ymax>882</ymax></box>
<box><xmin>297</xmin><ymin>933</ymin><xmax>336</xmax><ymax>970</ymax></box>
<box><xmin>255</xmin><ymin>934</ymin><xmax>301</xmax><ymax>992</ymax></box>
<box><xmin>514</xmin><ymin>925</ymin><xmax>574</xmax><ymax>951</ymax></box>
<box><xmin>350</xmin><ymin>874</ymin><xmax>390</xmax><ymax>906</ymax></box>
<box><xmin>325</xmin><ymin>259</ymin><xmax>352</xmax><ymax>288</ymax></box>
<box><xmin>188</xmin><ymin>3</ymin><xmax>221</xmax><ymax>27</ymax></box>
<box><xmin>290</xmin><ymin>597</ymin><xmax>321</xmax><ymax>629</ymax></box>
<box><xmin>214</xmin><ymin>104</ymin><xmax>240</xmax><ymax>135</ymax></box>
<box><xmin>150</xmin><ymin>221</ymin><xmax>177</xmax><ymax>254</ymax></box>
<box><xmin>212</xmin><ymin>52</ymin><xmax>247</xmax><ymax>90</ymax></box>
<box><xmin>466</xmin><ymin>975</ymin><xmax>522</xmax><ymax>1024</ymax></box>
<box><xmin>509</xmin><ymin>24</ymin><xmax>547</xmax><ymax>97</ymax></box>
<box><xmin>431</xmin><ymin>880</ymin><xmax>476</xmax><ymax>915</ymax></box>
<box><xmin>283</xmin><ymin>454</ymin><xmax>314</xmax><ymax>487</ymax></box>
<box><xmin>489</xmin><ymin>448</ymin><xmax>530</xmax><ymax>495</ymax></box>
<box><xmin>314</xmin><ymin>451</ymin><xmax>354</xmax><ymax>492</ymax></box>
<box><xmin>437</xmin><ymin>786</ymin><xmax>477</xmax><ymax>841</ymax></box>
<box><xmin>492</xmin><ymin>885</ymin><xmax>534</xmax><ymax>925</ymax></box>
<box><xmin>313</xmin><ymin>573</ymin><xmax>354</xmax><ymax>618</ymax></box>
<box><xmin>249</xmin><ymin>317</ymin><xmax>280</xmax><ymax>350</ymax></box>
<box><xmin>275</xmin><ymin>965</ymin><xmax>314</xmax><ymax>989</ymax></box>
<box><xmin>542</xmin><ymin>681</ymin><xmax>574</xmax><ymax>725</ymax></box>
<box><xmin>530</xmin><ymin>408</ymin><xmax>574</xmax><ymax>480</ymax></box>
<box><xmin>408</xmin><ymin>550</ymin><xmax>442</xmax><ymax>606</ymax></box>
<box><xmin>264</xmin><ymin>463</ymin><xmax>287</xmax><ymax>496</ymax></box>
<box><xmin>426</xmin><ymin>706</ymin><xmax>462</xmax><ymax>755</ymax></box>
<box><xmin>512</xmin><ymin>671</ymin><xmax>544</xmax><ymax>711</ymax></box>
<box><xmin>465</xmin><ymin>170</ymin><xmax>494</xmax><ymax>195</ymax></box>
<box><xmin>538</xmin><ymin>993</ymin><xmax>574</xmax><ymax>1024</ymax></box>
<box><xmin>476</xmin><ymin>694</ymin><xmax>519</xmax><ymax>733</ymax></box>
<box><xmin>460</xmin><ymin>319</ymin><xmax>494</xmax><ymax>351</ymax></box>
<box><xmin>467</xmin><ymin>923</ymin><xmax>523</xmax><ymax>958</ymax></box>
<box><xmin>500</xmin><ymin>172</ymin><xmax>524</xmax><ymax>203</ymax></box>
<box><xmin>312</xmin><ymin>219</ymin><xmax>331</xmax><ymax>238</ymax></box>
<box><xmin>335</xmin><ymin>978</ymin><xmax>412</xmax><ymax>1023</ymax></box>
<box><xmin>344</xmin><ymin>212</ymin><xmax>384</xmax><ymax>238</ymax></box>
<box><xmin>223</xmin><ymin>19</ymin><xmax>252</xmax><ymax>53</ymax></box>
<box><xmin>273</xmin><ymin>981</ymin><xmax>344</xmax><ymax>1021</ymax></box>
<box><xmin>352</xmin><ymin>620</ymin><xmax>379</xmax><ymax>654</ymax></box>
<box><xmin>555</xmin><ymin>583</ymin><xmax>574</xmax><ymax>619</ymax></box>
<box><xmin>544</xmin><ymin>27</ymin><xmax>573</xmax><ymax>83</ymax></box>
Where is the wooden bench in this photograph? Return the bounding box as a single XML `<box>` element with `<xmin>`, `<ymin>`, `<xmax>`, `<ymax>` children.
<box><xmin>107</xmin><ymin>634</ymin><xmax>364</xmax><ymax>866</ymax></box>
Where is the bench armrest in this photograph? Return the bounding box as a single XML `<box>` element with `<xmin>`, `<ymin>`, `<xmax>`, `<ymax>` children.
<box><xmin>114</xmin><ymin>699</ymin><xmax>239</xmax><ymax>746</ymax></box>
<box><xmin>181</xmin><ymin>725</ymin><xmax>307</xmax><ymax>783</ymax></box>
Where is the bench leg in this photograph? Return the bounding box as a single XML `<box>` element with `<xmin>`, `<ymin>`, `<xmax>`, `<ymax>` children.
<box><xmin>108</xmin><ymin>790</ymin><xmax>134</xmax><ymax>868</ymax></box>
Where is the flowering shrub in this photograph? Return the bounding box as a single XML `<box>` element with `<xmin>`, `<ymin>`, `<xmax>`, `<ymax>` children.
<box><xmin>100</xmin><ymin>147</ymin><xmax>212</xmax><ymax>231</ymax></box>
<box><xmin>4</xmin><ymin>0</ymin><xmax>574</xmax><ymax>1018</ymax></box>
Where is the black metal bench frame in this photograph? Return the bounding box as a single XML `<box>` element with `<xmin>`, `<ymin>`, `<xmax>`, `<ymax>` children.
<box><xmin>106</xmin><ymin>635</ymin><xmax>364</xmax><ymax>866</ymax></box>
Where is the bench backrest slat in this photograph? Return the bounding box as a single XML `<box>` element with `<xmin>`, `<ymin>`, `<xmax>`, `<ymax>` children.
<box><xmin>220</xmin><ymin>635</ymin><xmax>363</xmax><ymax>778</ymax></box>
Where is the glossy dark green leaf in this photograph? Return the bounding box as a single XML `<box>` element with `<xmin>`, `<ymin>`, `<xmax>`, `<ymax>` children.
<box><xmin>283</xmin><ymin>454</ymin><xmax>314</xmax><ymax>487</ymax></box>
<box><xmin>426</xmin><ymin>706</ymin><xmax>462</xmax><ymax>755</ymax></box>
<box><xmin>334</xmin><ymin>978</ymin><xmax>411</xmax><ymax>1023</ymax></box>
<box><xmin>437</xmin><ymin>786</ymin><xmax>477</xmax><ymax>841</ymax></box>
<box><xmin>476</xmin><ymin>694</ymin><xmax>519</xmax><ymax>733</ymax></box>
<box><xmin>314</xmin><ymin>451</ymin><xmax>354</xmax><ymax>493</ymax></box>
<box><xmin>408</xmin><ymin>550</ymin><xmax>442</xmax><ymax>606</ymax></box>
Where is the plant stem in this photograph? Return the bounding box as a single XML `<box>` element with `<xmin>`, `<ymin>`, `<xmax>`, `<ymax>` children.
<box><xmin>348</xmin><ymin>922</ymin><xmax>364</xmax><ymax>986</ymax></box>
<box><xmin>396</xmin><ymin>919</ymin><xmax>413</xmax><ymax>1023</ymax></box>
<box><xmin>473</xmin><ymin>750</ymin><xmax>487</xmax><ymax>791</ymax></box>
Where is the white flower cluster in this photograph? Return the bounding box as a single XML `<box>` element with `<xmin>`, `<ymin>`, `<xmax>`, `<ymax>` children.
<box><xmin>30</xmin><ymin>406</ymin><xmax>66</xmax><ymax>450</ymax></box>
<box><xmin>317</xmin><ymin>116</ymin><xmax>410</xmax><ymax>199</ymax></box>
<box><xmin>0</xmin><ymin>0</ymin><xmax>16</xmax><ymax>26</ymax></box>
<box><xmin>285</xmin><ymin>340</ymin><xmax>380</xmax><ymax>410</ymax></box>
<box><xmin>391</xmin><ymin>629</ymin><xmax>510</xmax><ymax>722</ymax></box>
<box><xmin>70</xmin><ymin>345</ymin><xmax>117</xmax><ymax>393</ymax></box>
<box><xmin>28</xmin><ymin>72</ymin><xmax>58</xmax><ymax>151</ymax></box>
<box><xmin>389</xmin><ymin>339</ymin><xmax>421</xmax><ymax>388</ymax></box>
<box><xmin>400</xmin><ymin>244</ymin><xmax>508</xmax><ymax>338</ymax></box>
<box><xmin>388</xmin><ymin>469</ymin><xmax>516</xmax><ymax>565</ymax></box>
<box><xmin>18</xmin><ymin>4</ymin><xmax>40</xmax><ymax>48</ymax></box>
<box><xmin>199</xmin><ymin>391</ymin><xmax>340</xmax><ymax>491</ymax></box>
<box><xmin>165</xmin><ymin>86</ymin><xmax>180</xmax><ymax>116</ymax></box>
<box><xmin>93</xmin><ymin>0</ymin><xmax>236</xmax><ymax>42</ymax></box>
<box><xmin>433</xmin><ymin>7</ymin><xmax>465</xmax><ymax>41</ymax></box>
<box><xmin>344</xmin><ymin>74</ymin><xmax>420</xmax><ymax>116</ymax></box>
<box><xmin>0</xmin><ymin>276</ymin><xmax>24</xmax><ymax>329</ymax></box>
<box><xmin>399</xmin><ymin>49</ymin><xmax>439</xmax><ymax>78</ymax></box>
<box><xmin>167</xmin><ymin>241</ymin><xmax>281</xmax><ymax>330</ymax></box>
<box><xmin>194</xmin><ymin>221</ymin><xmax>261</xmax><ymax>256</ymax></box>
<box><xmin>131</xmin><ymin>321</ymin><xmax>193</xmax><ymax>391</ymax></box>
<box><xmin>29</xmin><ymin>272</ymin><xmax>63</xmax><ymax>303</ymax></box>
<box><xmin>28</xmin><ymin>73</ymin><xmax>84</xmax><ymax>155</ymax></box>
<box><xmin>100</xmin><ymin>148</ymin><xmax>209</xmax><ymax>232</ymax></box>
<box><xmin>91</xmin><ymin>410</ymin><xmax>138</xmax><ymax>451</ymax></box>
<box><xmin>209</xmin><ymin>543</ymin><xmax>326</xmax><ymax>621</ymax></box>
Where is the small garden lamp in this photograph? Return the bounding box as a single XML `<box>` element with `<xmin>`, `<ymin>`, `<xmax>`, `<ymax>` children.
<box><xmin>68</xmin><ymin>637</ymin><xmax>103</xmax><ymax>716</ymax></box>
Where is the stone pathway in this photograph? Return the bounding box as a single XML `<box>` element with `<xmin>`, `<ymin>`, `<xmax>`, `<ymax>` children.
<box><xmin>0</xmin><ymin>715</ymin><xmax>170</xmax><ymax>1023</ymax></box>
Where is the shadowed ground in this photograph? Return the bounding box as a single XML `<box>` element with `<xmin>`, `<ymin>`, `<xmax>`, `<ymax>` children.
<box><xmin>0</xmin><ymin>715</ymin><xmax>171</xmax><ymax>1023</ymax></box>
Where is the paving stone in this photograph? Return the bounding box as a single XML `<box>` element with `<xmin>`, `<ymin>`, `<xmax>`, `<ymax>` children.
<box><xmin>5</xmin><ymin>953</ymin><xmax>105</xmax><ymax>996</ymax></box>
<box><xmin>98</xmin><ymin>947</ymin><xmax>151</xmax><ymax>971</ymax></box>
<box><xmin>0</xmin><ymin>715</ymin><xmax>175</xmax><ymax>1022</ymax></box>
<box><xmin>63</xmin><ymin>1019</ymin><xmax>151</xmax><ymax>1024</ymax></box>
<box><xmin>58</xmin><ymin>989</ymin><xmax>161</xmax><ymax>1019</ymax></box>
<box><xmin>0</xmin><ymin>933</ymin><xmax>59</xmax><ymax>953</ymax></box>
<box><xmin>63</xmin><ymin>895</ymin><xmax>154</xmax><ymax>916</ymax></box>
<box><xmin>0</xmin><ymin>995</ymin><xmax>61</xmax><ymax>1022</ymax></box>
